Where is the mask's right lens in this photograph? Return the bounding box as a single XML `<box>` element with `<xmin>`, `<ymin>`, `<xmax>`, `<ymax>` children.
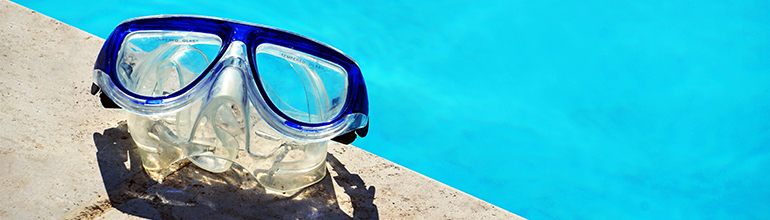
<box><xmin>255</xmin><ymin>43</ymin><xmax>348</xmax><ymax>124</ymax></box>
<box><xmin>116</xmin><ymin>31</ymin><xmax>222</xmax><ymax>97</ymax></box>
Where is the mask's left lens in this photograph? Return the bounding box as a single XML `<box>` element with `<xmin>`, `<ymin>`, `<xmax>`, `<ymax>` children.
<box><xmin>116</xmin><ymin>31</ymin><xmax>222</xmax><ymax>97</ymax></box>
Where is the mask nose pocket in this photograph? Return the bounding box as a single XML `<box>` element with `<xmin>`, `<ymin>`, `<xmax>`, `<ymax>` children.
<box><xmin>187</xmin><ymin>66</ymin><xmax>248</xmax><ymax>173</ymax></box>
<box><xmin>254</xmin><ymin>43</ymin><xmax>348</xmax><ymax>124</ymax></box>
<box><xmin>188</xmin><ymin>101</ymin><xmax>244</xmax><ymax>173</ymax></box>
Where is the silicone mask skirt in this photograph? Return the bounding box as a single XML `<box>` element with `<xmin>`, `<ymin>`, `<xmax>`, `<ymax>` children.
<box><xmin>92</xmin><ymin>16</ymin><xmax>369</xmax><ymax>193</ymax></box>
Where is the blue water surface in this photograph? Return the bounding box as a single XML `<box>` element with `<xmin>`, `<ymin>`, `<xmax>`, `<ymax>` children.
<box><xmin>15</xmin><ymin>0</ymin><xmax>770</xmax><ymax>219</ymax></box>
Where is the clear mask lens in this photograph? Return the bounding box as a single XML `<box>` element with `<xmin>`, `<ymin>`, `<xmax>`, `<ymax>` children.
<box><xmin>255</xmin><ymin>44</ymin><xmax>348</xmax><ymax>124</ymax></box>
<box><xmin>116</xmin><ymin>31</ymin><xmax>222</xmax><ymax>97</ymax></box>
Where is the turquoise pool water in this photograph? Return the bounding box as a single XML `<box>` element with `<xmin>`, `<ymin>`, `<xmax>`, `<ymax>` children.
<box><xmin>16</xmin><ymin>0</ymin><xmax>770</xmax><ymax>219</ymax></box>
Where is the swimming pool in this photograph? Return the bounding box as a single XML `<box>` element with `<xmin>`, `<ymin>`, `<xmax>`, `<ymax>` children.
<box><xmin>15</xmin><ymin>0</ymin><xmax>770</xmax><ymax>219</ymax></box>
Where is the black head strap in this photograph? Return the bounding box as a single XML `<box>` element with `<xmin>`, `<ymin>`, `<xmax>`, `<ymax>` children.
<box><xmin>91</xmin><ymin>83</ymin><xmax>120</xmax><ymax>108</ymax></box>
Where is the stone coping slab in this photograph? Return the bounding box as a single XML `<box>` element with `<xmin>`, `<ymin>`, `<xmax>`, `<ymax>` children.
<box><xmin>0</xmin><ymin>1</ymin><xmax>524</xmax><ymax>219</ymax></box>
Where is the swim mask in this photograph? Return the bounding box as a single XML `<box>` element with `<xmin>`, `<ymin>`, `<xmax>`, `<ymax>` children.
<box><xmin>90</xmin><ymin>16</ymin><xmax>369</xmax><ymax>193</ymax></box>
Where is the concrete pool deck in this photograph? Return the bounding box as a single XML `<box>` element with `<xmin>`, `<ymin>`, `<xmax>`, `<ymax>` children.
<box><xmin>0</xmin><ymin>1</ymin><xmax>523</xmax><ymax>219</ymax></box>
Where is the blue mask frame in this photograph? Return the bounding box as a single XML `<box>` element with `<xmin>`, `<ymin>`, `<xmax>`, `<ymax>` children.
<box><xmin>91</xmin><ymin>15</ymin><xmax>369</xmax><ymax>141</ymax></box>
